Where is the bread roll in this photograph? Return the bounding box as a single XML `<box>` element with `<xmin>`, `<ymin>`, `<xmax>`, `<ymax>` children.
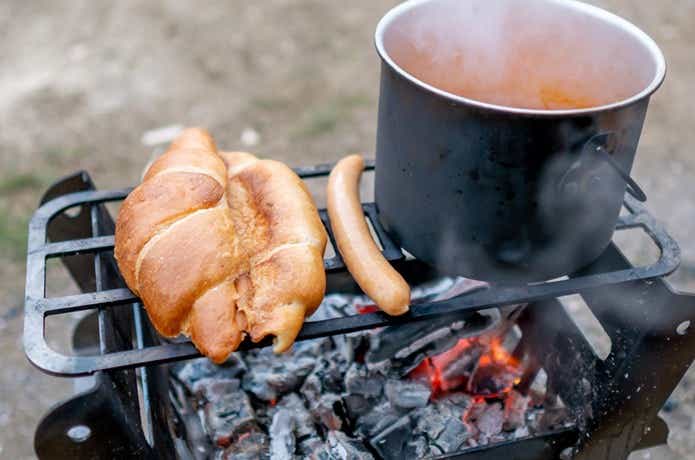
<box><xmin>114</xmin><ymin>128</ymin><xmax>327</xmax><ymax>362</ymax></box>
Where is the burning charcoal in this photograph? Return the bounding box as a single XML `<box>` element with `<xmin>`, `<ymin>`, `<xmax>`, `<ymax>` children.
<box><xmin>503</xmin><ymin>390</ymin><xmax>530</xmax><ymax>431</ymax></box>
<box><xmin>438</xmin><ymin>341</ymin><xmax>486</xmax><ymax>384</ymax></box>
<box><xmin>356</xmin><ymin>402</ymin><xmax>402</xmax><ymax>438</ymax></box>
<box><xmin>269</xmin><ymin>409</ymin><xmax>295</xmax><ymax>460</ymax></box>
<box><xmin>326</xmin><ymin>430</ymin><xmax>375</xmax><ymax>460</ymax></box>
<box><xmin>192</xmin><ymin>378</ymin><xmax>241</xmax><ymax>402</ymax></box>
<box><xmin>345</xmin><ymin>363</ymin><xmax>384</xmax><ymax>398</ymax></box>
<box><xmin>365</xmin><ymin>314</ymin><xmax>483</xmax><ymax>377</ymax></box>
<box><xmin>172</xmin><ymin>356</ymin><xmax>245</xmax><ymax>394</ymax></box>
<box><xmin>203</xmin><ymin>387</ymin><xmax>258</xmax><ymax>447</ymax></box>
<box><xmin>216</xmin><ymin>430</ymin><xmax>269</xmax><ymax>460</ymax></box>
<box><xmin>439</xmin><ymin>392</ymin><xmax>474</xmax><ymax>411</ymax></box>
<box><xmin>242</xmin><ymin>348</ymin><xmax>315</xmax><ymax>401</ymax></box>
<box><xmin>310</xmin><ymin>393</ymin><xmax>347</xmax><ymax>431</ymax></box>
<box><xmin>275</xmin><ymin>393</ymin><xmax>316</xmax><ymax>439</ymax></box>
<box><xmin>384</xmin><ymin>380</ymin><xmax>431</xmax><ymax>410</ymax></box>
<box><xmin>475</xmin><ymin>402</ymin><xmax>504</xmax><ymax>439</ymax></box>
<box><xmin>369</xmin><ymin>415</ymin><xmax>412</xmax><ymax>460</ymax></box>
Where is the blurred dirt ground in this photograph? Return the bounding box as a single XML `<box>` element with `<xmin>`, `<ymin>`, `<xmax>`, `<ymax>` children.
<box><xmin>0</xmin><ymin>1</ymin><xmax>693</xmax><ymax>459</ymax></box>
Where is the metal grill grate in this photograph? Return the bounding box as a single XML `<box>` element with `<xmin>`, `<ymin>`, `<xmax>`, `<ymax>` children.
<box><xmin>24</xmin><ymin>161</ymin><xmax>680</xmax><ymax>376</ymax></box>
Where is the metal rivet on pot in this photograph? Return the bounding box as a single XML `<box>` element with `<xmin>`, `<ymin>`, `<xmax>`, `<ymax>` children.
<box><xmin>676</xmin><ymin>321</ymin><xmax>690</xmax><ymax>336</ymax></box>
<box><xmin>67</xmin><ymin>425</ymin><xmax>91</xmax><ymax>443</ymax></box>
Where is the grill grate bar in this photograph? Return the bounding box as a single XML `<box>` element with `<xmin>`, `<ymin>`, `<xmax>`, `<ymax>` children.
<box><xmin>23</xmin><ymin>164</ymin><xmax>681</xmax><ymax>376</ymax></box>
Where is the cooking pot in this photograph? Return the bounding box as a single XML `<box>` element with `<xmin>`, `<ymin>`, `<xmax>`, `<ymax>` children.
<box><xmin>374</xmin><ymin>0</ymin><xmax>666</xmax><ymax>282</ymax></box>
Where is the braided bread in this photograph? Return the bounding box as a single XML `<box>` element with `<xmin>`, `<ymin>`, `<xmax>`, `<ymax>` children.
<box><xmin>114</xmin><ymin>128</ymin><xmax>327</xmax><ymax>362</ymax></box>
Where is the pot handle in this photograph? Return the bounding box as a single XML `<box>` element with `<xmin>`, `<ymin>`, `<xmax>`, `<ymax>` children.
<box><xmin>586</xmin><ymin>133</ymin><xmax>647</xmax><ymax>202</ymax></box>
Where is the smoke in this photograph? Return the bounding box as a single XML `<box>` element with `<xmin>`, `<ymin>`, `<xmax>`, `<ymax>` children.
<box><xmin>382</xmin><ymin>0</ymin><xmax>656</xmax><ymax>109</ymax></box>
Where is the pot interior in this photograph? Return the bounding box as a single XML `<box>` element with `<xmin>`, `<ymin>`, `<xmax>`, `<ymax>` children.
<box><xmin>377</xmin><ymin>0</ymin><xmax>664</xmax><ymax>111</ymax></box>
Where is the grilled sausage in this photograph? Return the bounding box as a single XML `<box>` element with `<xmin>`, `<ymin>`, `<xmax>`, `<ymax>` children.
<box><xmin>327</xmin><ymin>154</ymin><xmax>410</xmax><ymax>315</ymax></box>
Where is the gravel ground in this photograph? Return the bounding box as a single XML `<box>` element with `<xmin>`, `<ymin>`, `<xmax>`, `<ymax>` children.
<box><xmin>0</xmin><ymin>1</ymin><xmax>693</xmax><ymax>459</ymax></box>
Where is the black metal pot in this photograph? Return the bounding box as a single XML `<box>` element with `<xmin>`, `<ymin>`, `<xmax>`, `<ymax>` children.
<box><xmin>374</xmin><ymin>0</ymin><xmax>665</xmax><ymax>282</ymax></box>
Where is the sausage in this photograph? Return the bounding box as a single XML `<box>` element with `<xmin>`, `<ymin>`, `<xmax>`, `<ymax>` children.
<box><xmin>327</xmin><ymin>154</ymin><xmax>410</xmax><ymax>315</ymax></box>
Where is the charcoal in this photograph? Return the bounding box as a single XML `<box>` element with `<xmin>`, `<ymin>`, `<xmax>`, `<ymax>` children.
<box><xmin>334</xmin><ymin>333</ymin><xmax>369</xmax><ymax>365</ymax></box>
<box><xmin>503</xmin><ymin>390</ymin><xmax>530</xmax><ymax>431</ymax></box>
<box><xmin>440</xmin><ymin>342</ymin><xmax>486</xmax><ymax>382</ymax></box>
<box><xmin>464</xmin><ymin>399</ymin><xmax>488</xmax><ymax>422</ymax></box>
<box><xmin>369</xmin><ymin>415</ymin><xmax>412</xmax><ymax>460</ymax></box>
<box><xmin>345</xmin><ymin>363</ymin><xmax>384</xmax><ymax>398</ymax></box>
<box><xmin>384</xmin><ymin>380</ymin><xmax>430</xmax><ymax>410</ymax></box>
<box><xmin>513</xmin><ymin>426</ymin><xmax>530</xmax><ymax>438</ymax></box>
<box><xmin>412</xmin><ymin>404</ymin><xmax>447</xmax><ymax>439</ymax></box>
<box><xmin>242</xmin><ymin>348</ymin><xmax>315</xmax><ymax>401</ymax></box>
<box><xmin>172</xmin><ymin>356</ymin><xmax>245</xmax><ymax>393</ymax></box>
<box><xmin>269</xmin><ymin>409</ymin><xmax>295</xmax><ymax>460</ymax></box>
<box><xmin>432</xmin><ymin>417</ymin><xmax>470</xmax><ymax>453</ymax></box>
<box><xmin>301</xmin><ymin>351</ymin><xmax>350</xmax><ymax>400</ymax></box>
<box><xmin>405</xmin><ymin>434</ymin><xmax>442</xmax><ymax>459</ymax></box>
<box><xmin>439</xmin><ymin>392</ymin><xmax>474</xmax><ymax>411</ymax></box>
<box><xmin>310</xmin><ymin>393</ymin><xmax>346</xmax><ymax>431</ymax></box>
<box><xmin>292</xmin><ymin>337</ymin><xmax>332</xmax><ymax>358</ymax></box>
<box><xmin>343</xmin><ymin>394</ymin><xmax>374</xmax><ymax>421</ymax></box>
<box><xmin>365</xmin><ymin>310</ymin><xmax>492</xmax><ymax>378</ymax></box>
<box><xmin>203</xmin><ymin>387</ymin><xmax>258</xmax><ymax>447</ymax></box>
<box><xmin>297</xmin><ymin>436</ymin><xmax>326</xmax><ymax>459</ymax></box>
<box><xmin>468</xmin><ymin>361</ymin><xmax>520</xmax><ymax>397</ymax></box>
<box><xmin>412</xmin><ymin>401</ymin><xmax>473</xmax><ymax>453</ymax></box>
<box><xmin>356</xmin><ymin>402</ymin><xmax>402</xmax><ymax>438</ymax></box>
<box><xmin>326</xmin><ymin>430</ymin><xmax>375</xmax><ymax>460</ymax></box>
<box><xmin>192</xmin><ymin>378</ymin><xmax>241</xmax><ymax>402</ymax></box>
<box><xmin>216</xmin><ymin>430</ymin><xmax>269</xmax><ymax>459</ymax></box>
<box><xmin>475</xmin><ymin>402</ymin><xmax>504</xmax><ymax>439</ymax></box>
<box><xmin>275</xmin><ymin>393</ymin><xmax>316</xmax><ymax>439</ymax></box>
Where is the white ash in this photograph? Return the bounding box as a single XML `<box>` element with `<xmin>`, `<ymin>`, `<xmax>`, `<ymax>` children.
<box><xmin>242</xmin><ymin>348</ymin><xmax>316</xmax><ymax>402</ymax></box>
<box><xmin>171</xmin><ymin>289</ymin><xmax>570</xmax><ymax>458</ymax></box>
<box><xmin>269</xmin><ymin>409</ymin><xmax>295</xmax><ymax>460</ymax></box>
<box><xmin>326</xmin><ymin>430</ymin><xmax>375</xmax><ymax>460</ymax></box>
<box><xmin>504</xmin><ymin>390</ymin><xmax>531</xmax><ymax>431</ymax></box>
<box><xmin>475</xmin><ymin>402</ymin><xmax>504</xmax><ymax>440</ymax></box>
<box><xmin>384</xmin><ymin>380</ymin><xmax>431</xmax><ymax>410</ymax></box>
<box><xmin>214</xmin><ymin>430</ymin><xmax>269</xmax><ymax>460</ymax></box>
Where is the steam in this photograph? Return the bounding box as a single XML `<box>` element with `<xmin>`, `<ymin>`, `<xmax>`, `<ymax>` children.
<box><xmin>382</xmin><ymin>0</ymin><xmax>656</xmax><ymax>109</ymax></box>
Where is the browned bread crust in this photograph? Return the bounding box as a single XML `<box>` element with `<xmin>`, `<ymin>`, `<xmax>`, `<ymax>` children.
<box><xmin>114</xmin><ymin>128</ymin><xmax>327</xmax><ymax>362</ymax></box>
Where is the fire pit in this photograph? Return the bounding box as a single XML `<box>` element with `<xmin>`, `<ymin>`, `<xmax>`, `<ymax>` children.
<box><xmin>24</xmin><ymin>163</ymin><xmax>695</xmax><ymax>459</ymax></box>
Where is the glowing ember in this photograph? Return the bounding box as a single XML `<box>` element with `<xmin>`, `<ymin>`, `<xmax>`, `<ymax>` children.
<box><xmin>356</xmin><ymin>304</ymin><xmax>379</xmax><ymax>314</ymax></box>
<box><xmin>409</xmin><ymin>337</ymin><xmax>522</xmax><ymax>399</ymax></box>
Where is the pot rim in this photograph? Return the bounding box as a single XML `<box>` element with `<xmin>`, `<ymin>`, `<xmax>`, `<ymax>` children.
<box><xmin>374</xmin><ymin>0</ymin><xmax>666</xmax><ymax>117</ymax></box>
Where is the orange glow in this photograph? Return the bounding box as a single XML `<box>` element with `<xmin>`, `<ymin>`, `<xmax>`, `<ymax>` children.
<box><xmin>356</xmin><ymin>304</ymin><xmax>379</xmax><ymax>314</ymax></box>
<box><xmin>409</xmin><ymin>337</ymin><xmax>522</xmax><ymax>399</ymax></box>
